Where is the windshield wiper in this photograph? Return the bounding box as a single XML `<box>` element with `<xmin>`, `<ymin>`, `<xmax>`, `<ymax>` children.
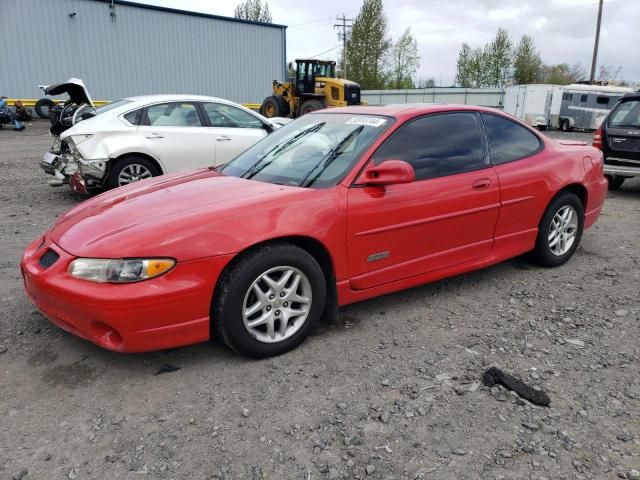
<box><xmin>298</xmin><ymin>126</ymin><xmax>364</xmax><ymax>188</ymax></box>
<box><xmin>241</xmin><ymin>122</ymin><xmax>326</xmax><ymax>180</ymax></box>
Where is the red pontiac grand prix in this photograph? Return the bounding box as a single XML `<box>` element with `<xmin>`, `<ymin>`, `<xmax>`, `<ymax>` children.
<box><xmin>21</xmin><ymin>105</ymin><xmax>608</xmax><ymax>357</ymax></box>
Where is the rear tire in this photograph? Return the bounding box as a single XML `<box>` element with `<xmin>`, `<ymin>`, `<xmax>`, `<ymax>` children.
<box><xmin>213</xmin><ymin>243</ymin><xmax>326</xmax><ymax>358</ymax></box>
<box><xmin>107</xmin><ymin>156</ymin><xmax>161</xmax><ymax>189</ymax></box>
<box><xmin>260</xmin><ymin>95</ymin><xmax>289</xmax><ymax>118</ymax></box>
<box><xmin>299</xmin><ymin>99</ymin><xmax>325</xmax><ymax>116</ymax></box>
<box><xmin>35</xmin><ymin>98</ymin><xmax>55</xmax><ymax>119</ymax></box>
<box><xmin>560</xmin><ymin>119</ymin><xmax>570</xmax><ymax>132</ymax></box>
<box><xmin>605</xmin><ymin>175</ymin><xmax>625</xmax><ymax>191</ymax></box>
<box><xmin>531</xmin><ymin>192</ymin><xmax>584</xmax><ymax>267</ymax></box>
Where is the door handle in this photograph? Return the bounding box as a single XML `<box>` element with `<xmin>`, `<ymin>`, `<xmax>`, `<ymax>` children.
<box><xmin>145</xmin><ymin>133</ymin><xmax>164</xmax><ymax>139</ymax></box>
<box><xmin>472</xmin><ymin>178</ymin><xmax>491</xmax><ymax>190</ymax></box>
<box><xmin>216</xmin><ymin>136</ymin><xmax>232</xmax><ymax>142</ymax></box>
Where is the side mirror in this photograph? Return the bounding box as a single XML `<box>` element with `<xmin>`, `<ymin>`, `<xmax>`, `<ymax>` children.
<box><xmin>356</xmin><ymin>160</ymin><xmax>415</xmax><ymax>186</ymax></box>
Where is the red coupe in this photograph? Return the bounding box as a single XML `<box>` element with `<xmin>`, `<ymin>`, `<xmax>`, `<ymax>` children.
<box><xmin>21</xmin><ymin>105</ymin><xmax>608</xmax><ymax>357</ymax></box>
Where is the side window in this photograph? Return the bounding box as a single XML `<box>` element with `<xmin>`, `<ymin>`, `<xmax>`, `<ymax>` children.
<box><xmin>202</xmin><ymin>103</ymin><xmax>264</xmax><ymax>129</ymax></box>
<box><xmin>144</xmin><ymin>103</ymin><xmax>201</xmax><ymax>127</ymax></box>
<box><xmin>580</xmin><ymin>94</ymin><xmax>588</xmax><ymax>103</ymax></box>
<box><xmin>481</xmin><ymin>113</ymin><xmax>541</xmax><ymax>165</ymax></box>
<box><xmin>562</xmin><ymin>93</ymin><xmax>573</xmax><ymax>101</ymax></box>
<box><xmin>123</xmin><ymin>108</ymin><xmax>142</xmax><ymax>125</ymax></box>
<box><xmin>373</xmin><ymin>113</ymin><xmax>486</xmax><ymax>181</ymax></box>
<box><xmin>596</xmin><ymin>96</ymin><xmax>610</xmax><ymax>105</ymax></box>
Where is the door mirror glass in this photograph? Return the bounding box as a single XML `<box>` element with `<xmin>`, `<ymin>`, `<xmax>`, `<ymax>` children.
<box><xmin>355</xmin><ymin>160</ymin><xmax>415</xmax><ymax>186</ymax></box>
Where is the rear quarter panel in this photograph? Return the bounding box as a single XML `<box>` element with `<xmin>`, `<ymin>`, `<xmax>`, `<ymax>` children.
<box><xmin>494</xmin><ymin>137</ymin><xmax>602</xmax><ymax>243</ymax></box>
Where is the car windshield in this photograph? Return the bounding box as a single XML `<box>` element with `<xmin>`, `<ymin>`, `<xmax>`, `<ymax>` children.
<box><xmin>220</xmin><ymin>113</ymin><xmax>393</xmax><ymax>188</ymax></box>
<box><xmin>94</xmin><ymin>99</ymin><xmax>132</xmax><ymax>115</ymax></box>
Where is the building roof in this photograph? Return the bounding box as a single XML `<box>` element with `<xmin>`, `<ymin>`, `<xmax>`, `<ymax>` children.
<box><xmin>88</xmin><ymin>0</ymin><xmax>287</xmax><ymax>29</ymax></box>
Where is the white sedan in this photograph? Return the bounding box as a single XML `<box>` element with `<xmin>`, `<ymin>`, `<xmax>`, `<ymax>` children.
<box><xmin>44</xmin><ymin>94</ymin><xmax>285</xmax><ymax>193</ymax></box>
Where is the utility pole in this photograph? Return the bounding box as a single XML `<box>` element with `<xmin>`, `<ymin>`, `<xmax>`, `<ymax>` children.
<box><xmin>589</xmin><ymin>0</ymin><xmax>603</xmax><ymax>84</ymax></box>
<box><xmin>334</xmin><ymin>14</ymin><xmax>353</xmax><ymax>78</ymax></box>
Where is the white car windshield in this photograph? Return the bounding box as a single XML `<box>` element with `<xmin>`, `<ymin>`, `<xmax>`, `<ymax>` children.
<box><xmin>221</xmin><ymin>113</ymin><xmax>393</xmax><ymax>188</ymax></box>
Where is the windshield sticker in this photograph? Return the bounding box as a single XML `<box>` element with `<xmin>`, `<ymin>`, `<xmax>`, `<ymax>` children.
<box><xmin>346</xmin><ymin>117</ymin><xmax>387</xmax><ymax>127</ymax></box>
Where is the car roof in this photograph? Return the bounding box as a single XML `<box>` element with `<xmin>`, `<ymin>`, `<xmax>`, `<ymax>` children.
<box><xmin>122</xmin><ymin>94</ymin><xmax>235</xmax><ymax>105</ymax></box>
<box><xmin>313</xmin><ymin>103</ymin><xmax>504</xmax><ymax>119</ymax></box>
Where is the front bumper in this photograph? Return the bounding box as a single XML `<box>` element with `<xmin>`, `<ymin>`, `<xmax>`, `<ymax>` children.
<box><xmin>21</xmin><ymin>235</ymin><xmax>234</xmax><ymax>352</ymax></box>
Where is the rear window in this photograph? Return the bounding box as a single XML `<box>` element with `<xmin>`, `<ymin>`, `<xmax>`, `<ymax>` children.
<box><xmin>94</xmin><ymin>99</ymin><xmax>132</xmax><ymax>115</ymax></box>
<box><xmin>609</xmin><ymin>100</ymin><xmax>640</xmax><ymax>128</ymax></box>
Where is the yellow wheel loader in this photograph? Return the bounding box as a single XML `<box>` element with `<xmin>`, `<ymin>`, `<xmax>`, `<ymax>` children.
<box><xmin>260</xmin><ymin>59</ymin><xmax>362</xmax><ymax>119</ymax></box>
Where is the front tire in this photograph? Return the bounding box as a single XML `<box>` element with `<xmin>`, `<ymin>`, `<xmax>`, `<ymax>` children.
<box><xmin>531</xmin><ymin>192</ymin><xmax>584</xmax><ymax>267</ymax></box>
<box><xmin>107</xmin><ymin>156</ymin><xmax>160</xmax><ymax>189</ymax></box>
<box><xmin>260</xmin><ymin>95</ymin><xmax>289</xmax><ymax>118</ymax></box>
<box><xmin>213</xmin><ymin>243</ymin><xmax>326</xmax><ymax>358</ymax></box>
<box><xmin>560</xmin><ymin>119</ymin><xmax>570</xmax><ymax>132</ymax></box>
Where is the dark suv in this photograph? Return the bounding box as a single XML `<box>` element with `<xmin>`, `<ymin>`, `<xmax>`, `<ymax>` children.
<box><xmin>593</xmin><ymin>92</ymin><xmax>640</xmax><ymax>190</ymax></box>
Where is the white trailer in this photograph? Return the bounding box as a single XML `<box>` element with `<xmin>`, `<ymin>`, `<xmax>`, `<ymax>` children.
<box><xmin>503</xmin><ymin>84</ymin><xmax>557</xmax><ymax>130</ymax></box>
<box><xmin>504</xmin><ymin>83</ymin><xmax>633</xmax><ymax>131</ymax></box>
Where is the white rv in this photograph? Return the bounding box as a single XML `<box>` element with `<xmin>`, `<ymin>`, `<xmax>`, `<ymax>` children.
<box><xmin>504</xmin><ymin>84</ymin><xmax>633</xmax><ymax>131</ymax></box>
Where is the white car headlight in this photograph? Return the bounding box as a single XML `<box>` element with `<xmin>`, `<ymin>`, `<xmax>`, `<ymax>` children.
<box><xmin>68</xmin><ymin>258</ymin><xmax>175</xmax><ymax>283</ymax></box>
<box><xmin>69</xmin><ymin>134</ymin><xmax>94</xmax><ymax>146</ymax></box>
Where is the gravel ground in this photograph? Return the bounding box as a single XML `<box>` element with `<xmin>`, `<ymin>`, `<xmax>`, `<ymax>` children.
<box><xmin>1</xmin><ymin>120</ymin><xmax>638</xmax><ymax>480</ymax></box>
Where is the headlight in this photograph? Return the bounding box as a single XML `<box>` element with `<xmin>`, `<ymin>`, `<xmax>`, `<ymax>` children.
<box><xmin>68</xmin><ymin>258</ymin><xmax>175</xmax><ymax>283</ymax></box>
<box><xmin>69</xmin><ymin>134</ymin><xmax>94</xmax><ymax>145</ymax></box>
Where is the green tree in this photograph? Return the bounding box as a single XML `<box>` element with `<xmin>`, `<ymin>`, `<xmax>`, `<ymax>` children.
<box><xmin>469</xmin><ymin>46</ymin><xmax>489</xmax><ymax>87</ymax></box>
<box><xmin>345</xmin><ymin>0</ymin><xmax>392</xmax><ymax>89</ymax></box>
<box><xmin>456</xmin><ymin>31</ymin><xmax>509</xmax><ymax>88</ymax></box>
<box><xmin>486</xmin><ymin>28</ymin><xmax>512</xmax><ymax>87</ymax></box>
<box><xmin>513</xmin><ymin>35</ymin><xmax>543</xmax><ymax>84</ymax></box>
<box><xmin>234</xmin><ymin>0</ymin><xmax>272</xmax><ymax>22</ymax></box>
<box><xmin>455</xmin><ymin>43</ymin><xmax>474</xmax><ymax>87</ymax></box>
<box><xmin>388</xmin><ymin>28</ymin><xmax>420</xmax><ymax>89</ymax></box>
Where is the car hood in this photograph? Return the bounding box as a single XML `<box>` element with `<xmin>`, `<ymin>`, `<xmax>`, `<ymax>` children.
<box><xmin>42</xmin><ymin>78</ymin><xmax>95</xmax><ymax>108</ymax></box>
<box><xmin>49</xmin><ymin>170</ymin><xmax>320</xmax><ymax>260</ymax></box>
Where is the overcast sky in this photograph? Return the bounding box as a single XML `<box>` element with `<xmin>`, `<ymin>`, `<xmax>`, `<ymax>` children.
<box><xmin>134</xmin><ymin>0</ymin><xmax>639</xmax><ymax>85</ymax></box>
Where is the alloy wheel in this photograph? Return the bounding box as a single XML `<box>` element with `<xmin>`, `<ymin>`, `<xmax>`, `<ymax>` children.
<box><xmin>118</xmin><ymin>164</ymin><xmax>153</xmax><ymax>186</ymax></box>
<box><xmin>548</xmin><ymin>205</ymin><xmax>578</xmax><ymax>256</ymax></box>
<box><xmin>242</xmin><ymin>266</ymin><xmax>312</xmax><ymax>343</ymax></box>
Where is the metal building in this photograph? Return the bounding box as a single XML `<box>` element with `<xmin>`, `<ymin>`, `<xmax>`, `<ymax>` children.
<box><xmin>1</xmin><ymin>0</ymin><xmax>287</xmax><ymax>103</ymax></box>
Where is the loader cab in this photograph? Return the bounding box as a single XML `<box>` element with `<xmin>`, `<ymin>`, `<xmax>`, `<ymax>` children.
<box><xmin>295</xmin><ymin>60</ymin><xmax>336</xmax><ymax>95</ymax></box>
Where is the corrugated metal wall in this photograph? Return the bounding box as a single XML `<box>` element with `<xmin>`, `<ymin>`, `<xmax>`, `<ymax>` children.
<box><xmin>0</xmin><ymin>0</ymin><xmax>286</xmax><ymax>103</ymax></box>
<box><xmin>362</xmin><ymin>88</ymin><xmax>505</xmax><ymax>107</ymax></box>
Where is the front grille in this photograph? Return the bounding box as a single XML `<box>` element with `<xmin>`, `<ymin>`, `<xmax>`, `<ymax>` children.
<box><xmin>345</xmin><ymin>85</ymin><xmax>361</xmax><ymax>105</ymax></box>
<box><xmin>38</xmin><ymin>249</ymin><xmax>60</xmax><ymax>269</ymax></box>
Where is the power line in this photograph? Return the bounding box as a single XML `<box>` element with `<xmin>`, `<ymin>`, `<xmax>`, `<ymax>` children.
<box><xmin>334</xmin><ymin>14</ymin><xmax>354</xmax><ymax>77</ymax></box>
<box><xmin>309</xmin><ymin>44</ymin><xmax>342</xmax><ymax>59</ymax></box>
